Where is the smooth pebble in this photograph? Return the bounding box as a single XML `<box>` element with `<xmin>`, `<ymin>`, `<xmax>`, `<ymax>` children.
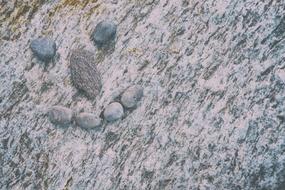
<box><xmin>48</xmin><ymin>106</ymin><xmax>73</xmax><ymax>126</ymax></box>
<box><xmin>30</xmin><ymin>37</ymin><xmax>56</xmax><ymax>62</ymax></box>
<box><xmin>76</xmin><ymin>112</ymin><xmax>102</xmax><ymax>129</ymax></box>
<box><xmin>91</xmin><ymin>21</ymin><xmax>117</xmax><ymax>48</ymax></box>
<box><xmin>103</xmin><ymin>102</ymin><xmax>124</xmax><ymax>122</ymax></box>
<box><xmin>121</xmin><ymin>85</ymin><xmax>143</xmax><ymax>108</ymax></box>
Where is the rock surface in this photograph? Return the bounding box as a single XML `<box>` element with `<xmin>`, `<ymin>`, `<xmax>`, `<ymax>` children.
<box><xmin>48</xmin><ymin>106</ymin><xmax>73</xmax><ymax>126</ymax></box>
<box><xmin>121</xmin><ymin>85</ymin><xmax>143</xmax><ymax>108</ymax></box>
<box><xmin>75</xmin><ymin>112</ymin><xmax>102</xmax><ymax>129</ymax></box>
<box><xmin>30</xmin><ymin>37</ymin><xmax>56</xmax><ymax>62</ymax></box>
<box><xmin>1</xmin><ymin>0</ymin><xmax>285</xmax><ymax>190</ymax></box>
<box><xmin>70</xmin><ymin>49</ymin><xmax>102</xmax><ymax>99</ymax></box>
<box><xmin>103</xmin><ymin>102</ymin><xmax>124</xmax><ymax>122</ymax></box>
<box><xmin>91</xmin><ymin>20</ymin><xmax>117</xmax><ymax>48</ymax></box>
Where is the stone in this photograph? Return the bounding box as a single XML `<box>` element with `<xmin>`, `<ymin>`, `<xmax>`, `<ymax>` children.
<box><xmin>75</xmin><ymin>112</ymin><xmax>102</xmax><ymax>129</ymax></box>
<box><xmin>91</xmin><ymin>21</ymin><xmax>117</xmax><ymax>48</ymax></box>
<box><xmin>70</xmin><ymin>49</ymin><xmax>102</xmax><ymax>99</ymax></box>
<box><xmin>48</xmin><ymin>106</ymin><xmax>73</xmax><ymax>126</ymax></box>
<box><xmin>121</xmin><ymin>85</ymin><xmax>144</xmax><ymax>108</ymax></box>
<box><xmin>103</xmin><ymin>102</ymin><xmax>124</xmax><ymax>122</ymax></box>
<box><xmin>30</xmin><ymin>37</ymin><xmax>56</xmax><ymax>62</ymax></box>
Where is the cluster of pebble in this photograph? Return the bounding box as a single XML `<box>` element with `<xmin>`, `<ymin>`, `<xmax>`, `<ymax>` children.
<box><xmin>30</xmin><ymin>20</ymin><xmax>117</xmax><ymax>62</ymax></box>
<box><xmin>30</xmin><ymin>20</ymin><xmax>144</xmax><ymax>129</ymax></box>
<box><xmin>48</xmin><ymin>85</ymin><xmax>143</xmax><ymax>129</ymax></box>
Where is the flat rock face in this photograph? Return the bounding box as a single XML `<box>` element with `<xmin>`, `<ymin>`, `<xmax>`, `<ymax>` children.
<box><xmin>1</xmin><ymin>1</ymin><xmax>285</xmax><ymax>190</ymax></box>
<box><xmin>70</xmin><ymin>49</ymin><xmax>102</xmax><ymax>99</ymax></box>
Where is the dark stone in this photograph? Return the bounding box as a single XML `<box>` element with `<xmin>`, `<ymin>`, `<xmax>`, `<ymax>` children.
<box><xmin>70</xmin><ymin>49</ymin><xmax>102</xmax><ymax>99</ymax></box>
<box><xmin>30</xmin><ymin>37</ymin><xmax>56</xmax><ymax>62</ymax></box>
<box><xmin>91</xmin><ymin>21</ymin><xmax>117</xmax><ymax>48</ymax></box>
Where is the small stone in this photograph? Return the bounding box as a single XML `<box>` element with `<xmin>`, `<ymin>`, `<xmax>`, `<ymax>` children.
<box><xmin>30</xmin><ymin>37</ymin><xmax>56</xmax><ymax>62</ymax></box>
<box><xmin>121</xmin><ymin>85</ymin><xmax>144</xmax><ymax>108</ymax></box>
<box><xmin>70</xmin><ymin>49</ymin><xmax>102</xmax><ymax>99</ymax></box>
<box><xmin>104</xmin><ymin>102</ymin><xmax>124</xmax><ymax>122</ymax></box>
<box><xmin>48</xmin><ymin>106</ymin><xmax>73</xmax><ymax>126</ymax></box>
<box><xmin>75</xmin><ymin>112</ymin><xmax>102</xmax><ymax>129</ymax></box>
<box><xmin>91</xmin><ymin>21</ymin><xmax>117</xmax><ymax>48</ymax></box>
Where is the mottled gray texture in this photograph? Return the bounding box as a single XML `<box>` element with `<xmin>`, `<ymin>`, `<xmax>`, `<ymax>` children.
<box><xmin>103</xmin><ymin>102</ymin><xmax>124</xmax><ymax>122</ymax></box>
<box><xmin>121</xmin><ymin>85</ymin><xmax>143</xmax><ymax>108</ymax></box>
<box><xmin>91</xmin><ymin>20</ymin><xmax>117</xmax><ymax>48</ymax></box>
<box><xmin>30</xmin><ymin>37</ymin><xmax>56</xmax><ymax>62</ymax></box>
<box><xmin>1</xmin><ymin>0</ymin><xmax>285</xmax><ymax>190</ymax></box>
<box><xmin>75</xmin><ymin>112</ymin><xmax>102</xmax><ymax>129</ymax></box>
<box><xmin>48</xmin><ymin>106</ymin><xmax>73</xmax><ymax>126</ymax></box>
<box><xmin>70</xmin><ymin>49</ymin><xmax>102</xmax><ymax>99</ymax></box>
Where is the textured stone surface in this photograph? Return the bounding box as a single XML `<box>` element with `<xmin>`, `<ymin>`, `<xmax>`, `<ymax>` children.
<box><xmin>30</xmin><ymin>37</ymin><xmax>56</xmax><ymax>62</ymax></box>
<box><xmin>121</xmin><ymin>85</ymin><xmax>143</xmax><ymax>108</ymax></box>
<box><xmin>70</xmin><ymin>49</ymin><xmax>102</xmax><ymax>99</ymax></box>
<box><xmin>91</xmin><ymin>20</ymin><xmax>117</xmax><ymax>48</ymax></box>
<box><xmin>1</xmin><ymin>0</ymin><xmax>285</xmax><ymax>190</ymax></box>
<box><xmin>103</xmin><ymin>102</ymin><xmax>124</xmax><ymax>122</ymax></box>
<box><xmin>48</xmin><ymin>106</ymin><xmax>73</xmax><ymax>126</ymax></box>
<box><xmin>75</xmin><ymin>112</ymin><xmax>102</xmax><ymax>129</ymax></box>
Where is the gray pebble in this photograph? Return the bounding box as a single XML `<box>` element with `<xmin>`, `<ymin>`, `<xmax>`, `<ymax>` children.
<box><xmin>104</xmin><ymin>102</ymin><xmax>124</xmax><ymax>122</ymax></box>
<box><xmin>30</xmin><ymin>37</ymin><xmax>56</xmax><ymax>62</ymax></box>
<box><xmin>91</xmin><ymin>21</ymin><xmax>117</xmax><ymax>48</ymax></box>
<box><xmin>48</xmin><ymin>106</ymin><xmax>73</xmax><ymax>126</ymax></box>
<box><xmin>121</xmin><ymin>85</ymin><xmax>144</xmax><ymax>108</ymax></box>
<box><xmin>75</xmin><ymin>112</ymin><xmax>102</xmax><ymax>129</ymax></box>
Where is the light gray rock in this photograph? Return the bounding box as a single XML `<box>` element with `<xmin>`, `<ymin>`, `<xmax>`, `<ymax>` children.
<box><xmin>91</xmin><ymin>21</ymin><xmax>117</xmax><ymax>48</ymax></box>
<box><xmin>48</xmin><ymin>106</ymin><xmax>73</xmax><ymax>126</ymax></box>
<box><xmin>30</xmin><ymin>37</ymin><xmax>56</xmax><ymax>62</ymax></box>
<box><xmin>75</xmin><ymin>112</ymin><xmax>102</xmax><ymax>129</ymax></box>
<box><xmin>121</xmin><ymin>85</ymin><xmax>143</xmax><ymax>108</ymax></box>
<box><xmin>3</xmin><ymin>1</ymin><xmax>285</xmax><ymax>190</ymax></box>
<box><xmin>103</xmin><ymin>102</ymin><xmax>124</xmax><ymax>122</ymax></box>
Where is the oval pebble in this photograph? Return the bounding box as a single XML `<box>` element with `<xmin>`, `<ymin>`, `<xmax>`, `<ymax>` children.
<box><xmin>48</xmin><ymin>106</ymin><xmax>73</xmax><ymax>126</ymax></box>
<box><xmin>70</xmin><ymin>49</ymin><xmax>102</xmax><ymax>99</ymax></box>
<box><xmin>103</xmin><ymin>102</ymin><xmax>124</xmax><ymax>122</ymax></box>
<box><xmin>30</xmin><ymin>37</ymin><xmax>56</xmax><ymax>62</ymax></box>
<box><xmin>75</xmin><ymin>112</ymin><xmax>102</xmax><ymax>129</ymax></box>
<box><xmin>121</xmin><ymin>85</ymin><xmax>143</xmax><ymax>108</ymax></box>
<box><xmin>91</xmin><ymin>21</ymin><xmax>117</xmax><ymax>48</ymax></box>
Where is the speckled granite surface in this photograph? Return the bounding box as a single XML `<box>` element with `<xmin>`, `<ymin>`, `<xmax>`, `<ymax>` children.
<box><xmin>1</xmin><ymin>0</ymin><xmax>285</xmax><ymax>189</ymax></box>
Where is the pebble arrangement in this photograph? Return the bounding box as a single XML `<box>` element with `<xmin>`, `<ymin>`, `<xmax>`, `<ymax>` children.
<box><xmin>47</xmin><ymin>84</ymin><xmax>143</xmax><ymax>129</ymax></box>
<box><xmin>30</xmin><ymin>21</ymin><xmax>144</xmax><ymax>129</ymax></box>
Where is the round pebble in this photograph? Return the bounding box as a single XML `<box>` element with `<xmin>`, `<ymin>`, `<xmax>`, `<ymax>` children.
<box><xmin>75</xmin><ymin>112</ymin><xmax>102</xmax><ymax>130</ymax></box>
<box><xmin>121</xmin><ymin>85</ymin><xmax>144</xmax><ymax>108</ymax></box>
<box><xmin>30</xmin><ymin>37</ymin><xmax>56</xmax><ymax>62</ymax></box>
<box><xmin>48</xmin><ymin>106</ymin><xmax>73</xmax><ymax>126</ymax></box>
<box><xmin>91</xmin><ymin>21</ymin><xmax>117</xmax><ymax>47</ymax></box>
<box><xmin>103</xmin><ymin>102</ymin><xmax>124</xmax><ymax>122</ymax></box>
